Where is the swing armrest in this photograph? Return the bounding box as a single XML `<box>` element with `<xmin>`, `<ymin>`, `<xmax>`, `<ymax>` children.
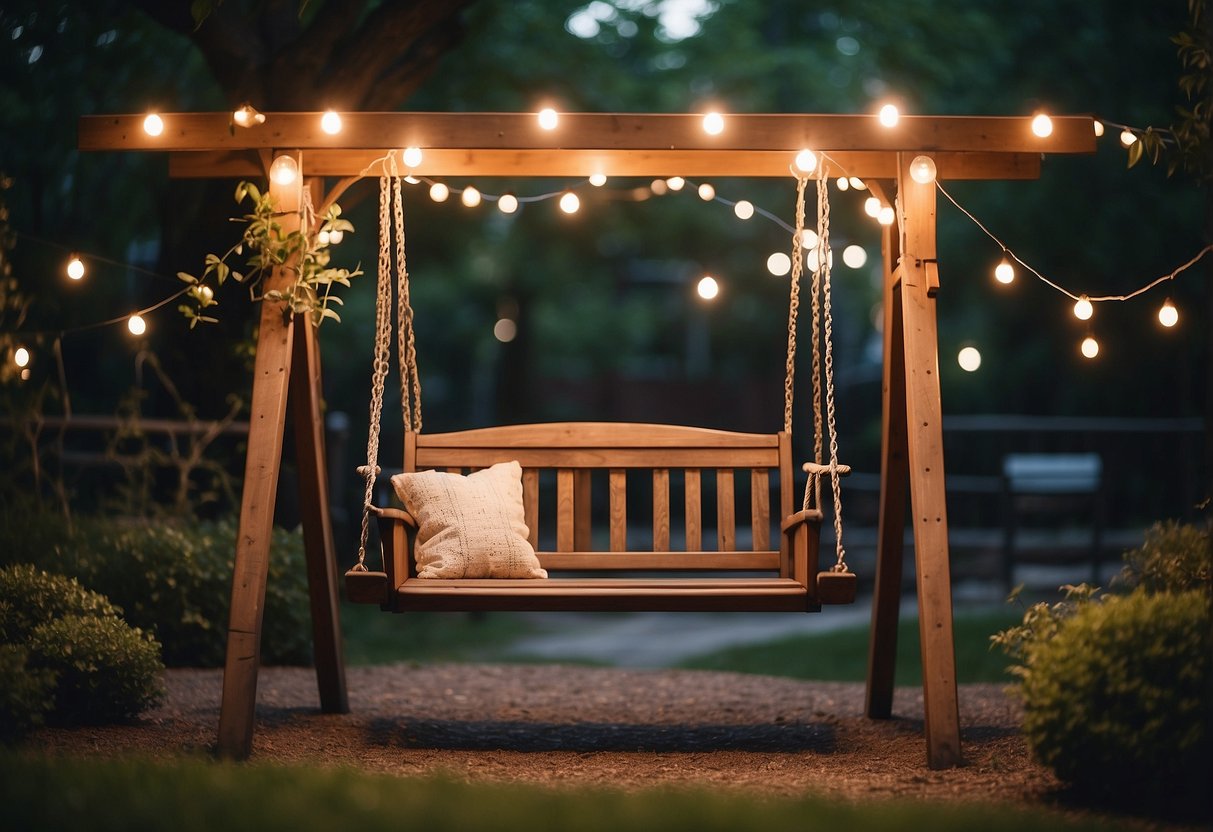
<box><xmin>781</xmin><ymin>508</ymin><xmax>824</xmax><ymax>534</ymax></box>
<box><xmin>371</xmin><ymin>505</ymin><xmax>417</xmax><ymax>527</ymax></box>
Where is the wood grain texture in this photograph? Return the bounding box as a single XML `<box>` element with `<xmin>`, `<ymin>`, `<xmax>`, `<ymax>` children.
<box><xmin>751</xmin><ymin>468</ymin><xmax>770</xmax><ymax>551</ymax></box>
<box><xmin>652</xmin><ymin>468</ymin><xmax>670</xmax><ymax>551</ymax></box>
<box><xmin>716</xmin><ymin>469</ymin><xmax>735</xmax><ymax>552</ymax></box>
<box><xmin>522</xmin><ymin>468</ymin><xmax>539</xmax><ymax>549</ymax></box>
<box><xmin>609</xmin><ymin>469</ymin><xmax>627</xmax><ymax>552</ymax></box>
<box><xmin>556</xmin><ymin>469</ymin><xmax>575</xmax><ymax>553</ymax></box>
<box><xmin>684</xmin><ymin>469</ymin><xmax>702</xmax><ymax>551</ymax></box>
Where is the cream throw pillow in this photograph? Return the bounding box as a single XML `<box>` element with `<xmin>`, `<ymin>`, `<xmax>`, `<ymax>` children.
<box><xmin>390</xmin><ymin>460</ymin><xmax>547</xmax><ymax>579</ymax></box>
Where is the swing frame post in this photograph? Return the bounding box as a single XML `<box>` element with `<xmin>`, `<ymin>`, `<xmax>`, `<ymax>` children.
<box><xmin>76</xmin><ymin>111</ymin><xmax>1096</xmax><ymax>768</ymax></box>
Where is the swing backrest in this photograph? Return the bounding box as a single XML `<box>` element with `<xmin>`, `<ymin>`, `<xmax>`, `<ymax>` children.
<box><xmin>403</xmin><ymin>423</ymin><xmax>795</xmax><ymax>575</ymax></box>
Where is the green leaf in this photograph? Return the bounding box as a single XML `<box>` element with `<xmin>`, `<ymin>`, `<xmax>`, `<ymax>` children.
<box><xmin>1127</xmin><ymin>139</ymin><xmax>1144</xmax><ymax>168</ymax></box>
<box><xmin>177</xmin><ymin>272</ymin><xmax>198</xmax><ymax>284</ymax></box>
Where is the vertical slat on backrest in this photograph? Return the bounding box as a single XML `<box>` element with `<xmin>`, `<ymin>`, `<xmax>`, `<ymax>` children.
<box><xmin>574</xmin><ymin>470</ymin><xmax>592</xmax><ymax>551</ymax></box>
<box><xmin>556</xmin><ymin>468</ymin><xmax>575</xmax><ymax>552</ymax></box>
<box><xmin>684</xmin><ymin>469</ymin><xmax>701</xmax><ymax>551</ymax></box>
<box><xmin>751</xmin><ymin>468</ymin><xmax>770</xmax><ymax>551</ymax></box>
<box><xmin>717</xmin><ymin>468</ymin><xmax>735</xmax><ymax>551</ymax></box>
<box><xmin>652</xmin><ymin>468</ymin><xmax>670</xmax><ymax>551</ymax></box>
<box><xmin>522</xmin><ymin>468</ymin><xmax>539</xmax><ymax>549</ymax></box>
<box><xmin>609</xmin><ymin>469</ymin><xmax>627</xmax><ymax>551</ymax></box>
<box><xmin>404</xmin><ymin>431</ymin><xmax>418</xmax><ymax>473</ymax></box>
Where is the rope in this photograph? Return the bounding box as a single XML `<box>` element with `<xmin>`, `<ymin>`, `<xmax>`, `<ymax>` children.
<box><xmin>354</xmin><ymin>177</ymin><xmax>396</xmax><ymax>570</ymax></box>
<box><xmin>782</xmin><ymin>174</ymin><xmax>808</xmax><ymax>435</ymax></box>
<box><xmin>818</xmin><ymin>173</ymin><xmax>847</xmax><ymax>572</ymax></box>
<box><xmin>392</xmin><ymin>176</ymin><xmax>422</xmax><ymax>431</ymax></box>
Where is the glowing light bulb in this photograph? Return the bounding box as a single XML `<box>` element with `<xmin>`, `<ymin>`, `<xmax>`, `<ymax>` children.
<box><xmin>429</xmin><ymin>182</ymin><xmax>450</xmax><ymax>202</ymax></box>
<box><xmin>878</xmin><ymin>103</ymin><xmax>899</xmax><ymax>127</ymax></box>
<box><xmin>702</xmin><ymin>111</ymin><xmax>724</xmax><ymax>135</ymax></box>
<box><xmin>650</xmin><ymin>179</ymin><xmax>668</xmax><ymax>196</ymax></box>
<box><xmin>666</xmin><ymin>176</ymin><xmax>685</xmax><ymax>191</ymax></box>
<box><xmin>461</xmin><ymin>186</ymin><xmax>481</xmax><ymax>208</ymax></box>
<box><xmin>493</xmin><ymin>318</ymin><xmax>518</xmax><ymax>343</ymax></box>
<box><xmin>66</xmin><ymin>255</ymin><xmax>85</xmax><ymax>281</ymax></box>
<box><xmin>957</xmin><ymin>346</ymin><xmax>982</xmax><ymax>372</ymax></box>
<box><xmin>13</xmin><ymin>347</ymin><xmax>30</xmax><ymax>368</ymax></box>
<box><xmin>127</xmin><ymin>314</ymin><xmax>147</xmax><ymax>336</ymax></box>
<box><xmin>198</xmin><ymin>285</ymin><xmax>214</xmax><ymax>302</ymax></box>
<box><xmin>994</xmin><ymin>257</ymin><xmax>1015</xmax><ymax>285</ymax></box>
<box><xmin>317</xmin><ymin>230</ymin><xmax>331</xmax><ymax>246</ymax></box>
<box><xmin>733</xmin><ymin>200</ymin><xmax>754</xmax><ymax>220</ymax></box>
<box><xmin>403</xmin><ymin>146</ymin><xmax>423</xmax><ymax>167</ymax></box>
<box><xmin>1158</xmin><ymin>298</ymin><xmax>1178</xmax><ymax>328</ymax></box>
<box><xmin>232</xmin><ymin>105</ymin><xmax>264</xmax><ymax>127</ymax></box>
<box><xmin>1031</xmin><ymin>113</ymin><xmax>1053</xmax><ymax>138</ymax></box>
<box><xmin>1073</xmin><ymin>296</ymin><xmax>1094</xmax><ymax>321</ymax></box>
<box><xmin>767</xmin><ymin>252</ymin><xmax>791</xmax><ymax>276</ymax></box>
<box><xmin>842</xmin><ymin>244</ymin><xmax>867</xmax><ymax>269</ymax></box>
<box><xmin>559</xmin><ymin>191</ymin><xmax>580</xmax><ymax>214</ymax></box>
<box><xmin>1120</xmin><ymin>129</ymin><xmax>1137</xmax><ymax>147</ymax></box>
<box><xmin>909</xmin><ymin>155</ymin><xmax>937</xmax><ymax>184</ymax></box>
<box><xmin>1080</xmin><ymin>336</ymin><xmax>1099</xmax><ymax>359</ymax></box>
<box><xmin>589</xmin><ymin>173</ymin><xmax>607</xmax><ymax>187</ymax></box>
<box><xmin>836</xmin><ymin>177</ymin><xmax>850</xmax><ymax>191</ymax></box>
<box><xmin>863</xmin><ymin>196</ymin><xmax>881</xmax><ymax>218</ymax></box>
<box><xmin>698</xmin><ymin>183</ymin><xmax>715</xmax><ymax>201</ymax></box>
<box><xmin>849</xmin><ymin>177</ymin><xmax>865</xmax><ymax>190</ymax></box>
<box><xmin>800</xmin><ymin>229</ymin><xmax>818</xmax><ymax>249</ymax></box>
<box><xmin>328</xmin><ymin>230</ymin><xmax>344</xmax><ymax>244</ymax></box>
<box><xmin>807</xmin><ymin>247</ymin><xmax>833</xmax><ymax>273</ymax></box>
<box><xmin>1093</xmin><ymin>120</ymin><xmax>1105</xmax><ymax>137</ymax></box>
<box><xmin>795</xmin><ymin>149</ymin><xmax>817</xmax><ymax>173</ymax></box>
<box><xmin>498</xmin><ymin>193</ymin><xmax>519</xmax><ymax>214</ymax></box>
<box><xmin>270</xmin><ymin>155</ymin><xmax>298</xmax><ymax>186</ymax></box>
<box><xmin>877</xmin><ymin>206</ymin><xmax>895</xmax><ymax>226</ymax></box>
<box><xmin>320</xmin><ymin>110</ymin><xmax>342</xmax><ymax>135</ymax></box>
<box><xmin>697</xmin><ymin>275</ymin><xmax>719</xmax><ymax>300</ymax></box>
<box><xmin>537</xmin><ymin>108</ymin><xmax>558</xmax><ymax>130</ymax></box>
<box><xmin>142</xmin><ymin>113</ymin><xmax>164</xmax><ymax>136</ymax></box>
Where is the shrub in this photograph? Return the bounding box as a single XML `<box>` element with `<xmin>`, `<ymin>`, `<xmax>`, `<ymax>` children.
<box><xmin>0</xmin><ymin>512</ymin><xmax>311</xmax><ymax>667</ymax></box>
<box><xmin>0</xmin><ymin>565</ymin><xmax>164</xmax><ymax>728</ymax></box>
<box><xmin>1018</xmin><ymin>591</ymin><xmax>1211</xmax><ymax>810</ymax></box>
<box><xmin>1117</xmin><ymin>519</ymin><xmax>1211</xmax><ymax>594</ymax></box>
<box><xmin>0</xmin><ymin>644</ymin><xmax>56</xmax><ymax>742</ymax></box>
<box><xmin>27</xmin><ymin>614</ymin><xmax>163</xmax><ymax>723</ymax></box>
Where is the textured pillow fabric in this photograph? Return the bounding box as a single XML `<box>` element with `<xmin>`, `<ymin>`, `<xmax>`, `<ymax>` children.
<box><xmin>390</xmin><ymin>460</ymin><xmax>547</xmax><ymax>579</ymax></box>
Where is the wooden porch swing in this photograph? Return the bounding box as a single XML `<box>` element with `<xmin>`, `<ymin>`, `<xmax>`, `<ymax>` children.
<box><xmin>343</xmin><ymin>162</ymin><xmax>856</xmax><ymax>613</ymax></box>
<box><xmin>79</xmin><ymin>110</ymin><xmax>1096</xmax><ymax>769</ymax></box>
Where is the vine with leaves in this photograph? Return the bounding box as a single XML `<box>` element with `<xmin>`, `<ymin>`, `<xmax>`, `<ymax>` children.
<box><xmin>176</xmin><ymin>181</ymin><xmax>361</xmax><ymax>328</ymax></box>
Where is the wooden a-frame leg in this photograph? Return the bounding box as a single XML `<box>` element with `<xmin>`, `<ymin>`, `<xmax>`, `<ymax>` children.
<box><xmin>897</xmin><ymin>155</ymin><xmax>962</xmax><ymax>769</ymax></box>
<box><xmin>291</xmin><ymin>312</ymin><xmax>348</xmax><ymax>714</ymax></box>
<box><xmin>867</xmin><ymin>220</ymin><xmax>909</xmax><ymax>720</ymax></box>
<box><xmin>217</xmin><ymin>157</ymin><xmax>302</xmax><ymax>760</ymax></box>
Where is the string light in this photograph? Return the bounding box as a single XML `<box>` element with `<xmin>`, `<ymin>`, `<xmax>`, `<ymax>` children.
<box><xmin>994</xmin><ymin>256</ymin><xmax>1015</xmax><ymax>285</ymax></box>
<box><xmin>403</xmin><ymin>146</ymin><xmax>423</xmax><ymax>167</ymax></box>
<box><xmin>767</xmin><ymin>252</ymin><xmax>791</xmax><ymax>276</ymax></box>
<box><xmin>232</xmin><ymin>104</ymin><xmax>265</xmax><ymax>127</ymax></box>
<box><xmin>429</xmin><ymin>182</ymin><xmax>449</xmax><ymax>202</ymax></box>
<box><xmin>697</xmin><ymin>183</ymin><xmax>715</xmax><ymax>200</ymax></box>
<box><xmin>461</xmin><ymin>186</ymin><xmax>482</xmax><ymax>208</ymax></box>
<box><xmin>1158</xmin><ymin>298</ymin><xmax>1178</xmax><ymax>328</ymax></box>
<box><xmin>863</xmin><ymin>196</ymin><xmax>881</xmax><ymax>218</ymax></box>
<box><xmin>1031</xmin><ymin>113</ymin><xmax>1054</xmax><ymax>138</ymax></box>
<box><xmin>842</xmin><ymin>244</ymin><xmax>867</xmax><ymax>269</ymax></box>
<box><xmin>1120</xmin><ymin>129</ymin><xmax>1137</xmax><ymax>147</ymax></box>
<box><xmin>127</xmin><ymin>314</ymin><xmax>147</xmax><ymax>336</ymax></box>
<box><xmin>849</xmin><ymin>177</ymin><xmax>866</xmax><ymax>190</ymax></box>
<box><xmin>329</xmin><ymin>230</ymin><xmax>344</xmax><ymax>244</ymax></box>
<box><xmin>800</xmin><ymin>229</ymin><xmax>818</xmax><ymax>249</ymax></box>
<box><xmin>650</xmin><ymin>179</ymin><xmax>668</xmax><ymax>196</ymax></box>
<box><xmin>320</xmin><ymin>110</ymin><xmax>342</xmax><ymax>135</ymax></box>
<box><xmin>559</xmin><ymin>191</ymin><xmax>580</xmax><ymax>214</ymax></box>
<box><xmin>1073</xmin><ymin>295</ymin><xmax>1094</xmax><ymax>321</ymax></box>
<box><xmin>697</xmin><ymin>275</ymin><xmax>719</xmax><ymax>300</ymax></box>
<box><xmin>702</xmin><ymin>112</ymin><xmax>724</xmax><ymax>135</ymax></box>
<box><xmin>909</xmin><ymin>155</ymin><xmax>937</xmax><ymax>184</ymax></box>
<box><xmin>1093</xmin><ymin>120</ymin><xmax>1105</xmax><ymax>137</ymax></box>
<box><xmin>66</xmin><ymin>255</ymin><xmax>85</xmax><ymax>281</ymax></box>
<box><xmin>878</xmin><ymin>103</ymin><xmax>900</xmax><ymax>127</ymax></box>
<box><xmin>666</xmin><ymin>176</ymin><xmax>685</xmax><ymax>191</ymax></box>
<box><xmin>734</xmin><ymin>200</ymin><xmax>754</xmax><ymax>220</ymax></box>
<box><xmin>794</xmin><ymin>149</ymin><xmax>817</xmax><ymax>173</ymax></box>
<box><xmin>269</xmin><ymin>155</ymin><xmax>298</xmax><ymax>186</ymax></box>
<box><xmin>957</xmin><ymin>346</ymin><xmax>982</xmax><ymax>372</ymax></box>
<box><xmin>498</xmin><ymin>193</ymin><xmax>519</xmax><ymax>214</ymax></box>
<box><xmin>493</xmin><ymin>318</ymin><xmax>518</xmax><ymax>343</ymax></box>
<box><xmin>836</xmin><ymin>177</ymin><xmax>849</xmax><ymax>191</ymax></box>
<box><xmin>807</xmin><ymin>247</ymin><xmax>833</xmax><ymax>273</ymax></box>
<box><xmin>589</xmin><ymin>173</ymin><xmax>607</xmax><ymax>187</ymax></box>
<box><xmin>537</xmin><ymin>108</ymin><xmax>559</xmax><ymax>130</ymax></box>
<box><xmin>877</xmin><ymin>206</ymin><xmax>895</xmax><ymax>226</ymax></box>
<box><xmin>1080</xmin><ymin>335</ymin><xmax>1100</xmax><ymax>359</ymax></box>
<box><xmin>142</xmin><ymin>114</ymin><xmax>164</xmax><ymax>136</ymax></box>
<box><xmin>13</xmin><ymin>347</ymin><xmax>30</xmax><ymax>368</ymax></box>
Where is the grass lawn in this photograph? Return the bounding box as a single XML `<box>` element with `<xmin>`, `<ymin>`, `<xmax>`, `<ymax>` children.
<box><xmin>681</xmin><ymin>608</ymin><xmax>1024</xmax><ymax>685</ymax></box>
<box><xmin>2</xmin><ymin>752</ymin><xmax>1131</xmax><ymax>832</ymax></box>
<box><xmin>340</xmin><ymin>603</ymin><xmax>536</xmax><ymax>665</ymax></box>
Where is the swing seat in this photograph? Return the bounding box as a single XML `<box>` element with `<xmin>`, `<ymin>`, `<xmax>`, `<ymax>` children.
<box><xmin>345</xmin><ymin>422</ymin><xmax>853</xmax><ymax>613</ymax></box>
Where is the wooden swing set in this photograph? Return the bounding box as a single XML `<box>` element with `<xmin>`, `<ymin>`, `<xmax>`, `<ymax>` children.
<box><xmin>79</xmin><ymin>110</ymin><xmax>1095</xmax><ymax>770</ymax></box>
